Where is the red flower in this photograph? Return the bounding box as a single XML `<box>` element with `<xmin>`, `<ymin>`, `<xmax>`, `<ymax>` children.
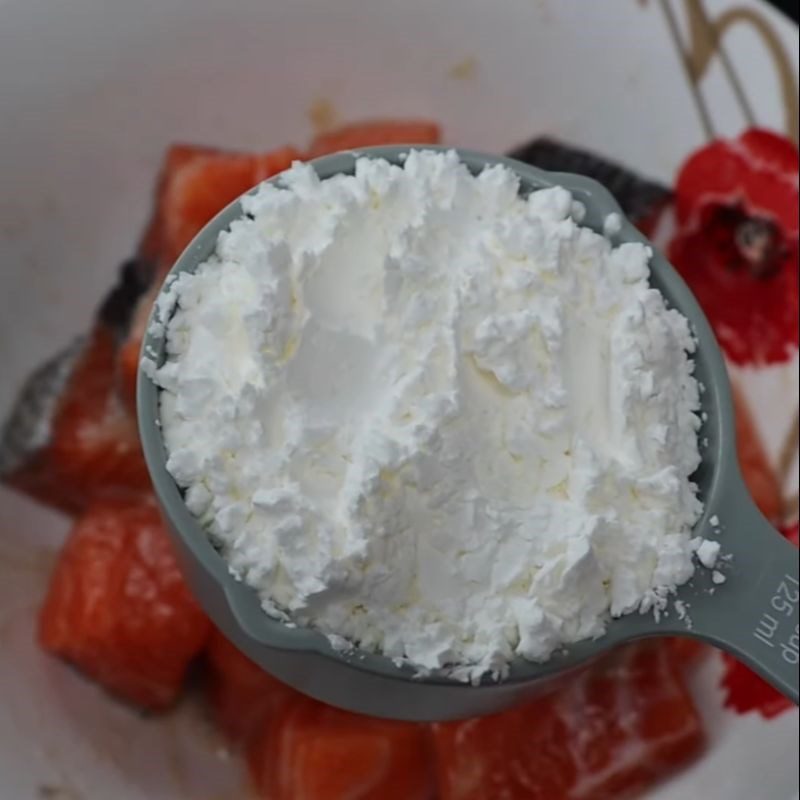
<box><xmin>669</xmin><ymin>129</ymin><xmax>798</xmax><ymax>365</ymax></box>
<box><xmin>720</xmin><ymin>523</ymin><xmax>798</xmax><ymax>719</ymax></box>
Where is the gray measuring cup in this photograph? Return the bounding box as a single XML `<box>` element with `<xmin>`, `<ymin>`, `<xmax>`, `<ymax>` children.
<box><xmin>138</xmin><ymin>146</ymin><xmax>799</xmax><ymax>721</ymax></box>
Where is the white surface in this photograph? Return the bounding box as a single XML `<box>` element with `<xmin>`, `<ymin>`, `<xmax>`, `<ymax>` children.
<box><xmin>0</xmin><ymin>0</ymin><xmax>797</xmax><ymax>798</ymax></box>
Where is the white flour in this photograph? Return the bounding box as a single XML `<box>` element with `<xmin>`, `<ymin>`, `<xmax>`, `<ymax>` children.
<box><xmin>147</xmin><ymin>151</ymin><xmax>705</xmax><ymax>681</ymax></box>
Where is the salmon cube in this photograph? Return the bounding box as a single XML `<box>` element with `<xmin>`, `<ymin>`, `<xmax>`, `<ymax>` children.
<box><xmin>205</xmin><ymin>628</ymin><xmax>299</xmax><ymax>745</ymax></box>
<box><xmin>39</xmin><ymin>497</ymin><xmax>210</xmax><ymax>710</ymax></box>
<box><xmin>433</xmin><ymin>643</ymin><xmax>705</xmax><ymax>800</ymax></box>
<box><xmin>247</xmin><ymin>696</ymin><xmax>435</xmax><ymax>800</ymax></box>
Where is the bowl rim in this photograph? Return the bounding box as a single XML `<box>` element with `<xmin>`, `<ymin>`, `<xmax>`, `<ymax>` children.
<box><xmin>137</xmin><ymin>144</ymin><xmax>734</xmax><ymax>687</ymax></box>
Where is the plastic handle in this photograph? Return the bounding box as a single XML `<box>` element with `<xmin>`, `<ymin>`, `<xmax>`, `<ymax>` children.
<box><xmin>693</xmin><ymin>475</ymin><xmax>799</xmax><ymax>705</ymax></box>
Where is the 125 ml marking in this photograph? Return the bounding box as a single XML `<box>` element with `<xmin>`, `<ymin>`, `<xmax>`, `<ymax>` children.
<box><xmin>753</xmin><ymin>574</ymin><xmax>799</xmax><ymax>665</ymax></box>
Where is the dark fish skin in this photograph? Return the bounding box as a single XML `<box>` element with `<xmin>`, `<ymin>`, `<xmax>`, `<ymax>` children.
<box><xmin>507</xmin><ymin>137</ymin><xmax>671</xmax><ymax>224</ymax></box>
<box><xmin>97</xmin><ymin>257</ymin><xmax>156</xmax><ymax>339</ymax></box>
<box><xmin>0</xmin><ymin>338</ymin><xmax>84</xmax><ymax>477</ymax></box>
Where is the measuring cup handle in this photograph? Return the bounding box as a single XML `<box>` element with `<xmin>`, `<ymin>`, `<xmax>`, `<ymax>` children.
<box><xmin>695</xmin><ymin>476</ymin><xmax>798</xmax><ymax>705</ymax></box>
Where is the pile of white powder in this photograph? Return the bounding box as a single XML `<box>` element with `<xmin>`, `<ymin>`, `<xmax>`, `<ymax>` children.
<box><xmin>147</xmin><ymin>151</ymin><xmax>706</xmax><ymax>682</ymax></box>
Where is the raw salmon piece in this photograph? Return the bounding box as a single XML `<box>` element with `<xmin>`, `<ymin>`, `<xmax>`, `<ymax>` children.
<box><xmin>205</xmin><ymin>628</ymin><xmax>299</xmax><ymax>745</ymax></box>
<box><xmin>668</xmin><ymin>636</ymin><xmax>712</xmax><ymax>667</ymax></box>
<box><xmin>160</xmin><ymin>145</ymin><xmax>301</xmax><ymax>269</ymax></box>
<box><xmin>434</xmin><ymin>643</ymin><xmax>705</xmax><ymax>800</ymax></box>
<box><xmin>667</xmin><ymin>637</ymin><xmax>712</xmax><ymax>669</ymax></box>
<box><xmin>137</xmin><ymin>144</ymin><xmax>221</xmax><ymax>265</ymax></box>
<box><xmin>39</xmin><ymin>497</ymin><xmax>210</xmax><ymax>710</ymax></box>
<box><xmin>247</xmin><ymin>696</ymin><xmax>435</xmax><ymax>800</ymax></box>
<box><xmin>3</xmin><ymin>326</ymin><xmax>151</xmax><ymax>514</ymax></box>
<box><xmin>308</xmin><ymin>120</ymin><xmax>441</xmax><ymax>158</ymax></box>
<box><xmin>732</xmin><ymin>383</ymin><xmax>782</xmax><ymax>521</ymax></box>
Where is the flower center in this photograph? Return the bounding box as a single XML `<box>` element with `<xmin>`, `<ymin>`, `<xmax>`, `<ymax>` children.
<box><xmin>706</xmin><ymin>206</ymin><xmax>786</xmax><ymax>279</ymax></box>
<box><xmin>734</xmin><ymin>217</ymin><xmax>785</xmax><ymax>278</ymax></box>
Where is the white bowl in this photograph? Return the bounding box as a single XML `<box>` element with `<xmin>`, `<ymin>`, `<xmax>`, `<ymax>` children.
<box><xmin>0</xmin><ymin>0</ymin><xmax>797</xmax><ymax>797</ymax></box>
